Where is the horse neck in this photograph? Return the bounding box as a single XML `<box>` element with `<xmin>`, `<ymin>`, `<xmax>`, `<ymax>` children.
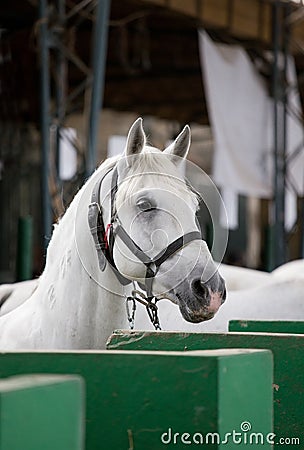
<box><xmin>38</xmin><ymin>159</ymin><xmax>128</xmax><ymax>348</ymax></box>
<box><xmin>43</xmin><ymin>157</ymin><xmax>117</xmax><ymax>274</ymax></box>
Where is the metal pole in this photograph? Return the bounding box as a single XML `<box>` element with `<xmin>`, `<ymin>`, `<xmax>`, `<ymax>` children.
<box><xmin>39</xmin><ymin>0</ymin><xmax>52</xmax><ymax>249</ymax></box>
<box><xmin>86</xmin><ymin>0</ymin><xmax>111</xmax><ymax>177</ymax></box>
<box><xmin>272</xmin><ymin>0</ymin><xmax>287</xmax><ymax>267</ymax></box>
<box><xmin>301</xmin><ymin>195</ymin><xmax>304</xmax><ymax>258</ymax></box>
<box><xmin>55</xmin><ymin>0</ymin><xmax>66</xmax><ymax>168</ymax></box>
<box><xmin>53</xmin><ymin>0</ymin><xmax>66</xmax><ymax>205</ymax></box>
<box><xmin>55</xmin><ymin>0</ymin><xmax>66</xmax><ymax>123</ymax></box>
<box><xmin>16</xmin><ymin>216</ymin><xmax>33</xmax><ymax>281</ymax></box>
<box><xmin>283</xmin><ymin>3</ymin><xmax>291</xmax><ymax>258</ymax></box>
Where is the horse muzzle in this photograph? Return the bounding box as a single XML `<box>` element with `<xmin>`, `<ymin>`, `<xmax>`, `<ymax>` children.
<box><xmin>175</xmin><ymin>272</ymin><xmax>226</xmax><ymax>323</ymax></box>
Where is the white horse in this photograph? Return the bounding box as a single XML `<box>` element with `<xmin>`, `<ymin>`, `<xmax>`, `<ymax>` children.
<box><xmin>0</xmin><ymin>279</ymin><xmax>37</xmax><ymax>316</ymax></box>
<box><xmin>0</xmin><ymin>262</ymin><xmax>271</xmax><ymax>317</ymax></box>
<box><xmin>218</xmin><ymin>264</ymin><xmax>271</xmax><ymax>291</ymax></box>
<box><xmin>135</xmin><ymin>259</ymin><xmax>304</xmax><ymax>332</ymax></box>
<box><xmin>0</xmin><ymin>118</ymin><xmax>226</xmax><ymax>349</ymax></box>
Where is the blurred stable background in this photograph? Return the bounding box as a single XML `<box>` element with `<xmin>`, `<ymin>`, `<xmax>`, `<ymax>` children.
<box><xmin>0</xmin><ymin>0</ymin><xmax>304</xmax><ymax>282</ymax></box>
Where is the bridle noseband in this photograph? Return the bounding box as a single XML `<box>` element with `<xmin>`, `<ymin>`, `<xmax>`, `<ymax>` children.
<box><xmin>88</xmin><ymin>163</ymin><xmax>202</xmax><ymax>330</ymax></box>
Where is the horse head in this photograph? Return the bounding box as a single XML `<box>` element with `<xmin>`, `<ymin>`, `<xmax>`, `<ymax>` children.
<box><xmin>105</xmin><ymin>118</ymin><xmax>226</xmax><ymax>324</ymax></box>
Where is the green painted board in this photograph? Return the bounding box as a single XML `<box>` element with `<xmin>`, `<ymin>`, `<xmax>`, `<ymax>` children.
<box><xmin>0</xmin><ymin>374</ymin><xmax>84</xmax><ymax>450</ymax></box>
<box><xmin>0</xmin><ymin>349</ymin><xmax>272</xmax><ymax>450</ymax></box>
<box><xmin>229</xmin><ymin>320</ymin><xmax>304</xmax><ymax>334</ymax></box>
<box><xmin>107</xmin><ymin>330</ymin><xmax>304</xmax><ymax>448</ymax></box>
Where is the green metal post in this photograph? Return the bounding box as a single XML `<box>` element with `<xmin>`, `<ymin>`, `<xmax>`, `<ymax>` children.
<box><xmin>39</xmin><ymin>0</ymin><xmax>53</xmax><ymax>250</ymax></box>
<box><xmin>16</xmin><ymin>216</ymin><xmax>33</xmax><ymax>281</ymax></box>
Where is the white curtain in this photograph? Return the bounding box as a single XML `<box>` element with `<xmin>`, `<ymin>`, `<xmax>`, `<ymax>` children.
<box><xmin>199</xmin><ymin>30</ymin><xmax>304</xmax><ymax>229</ymax></box>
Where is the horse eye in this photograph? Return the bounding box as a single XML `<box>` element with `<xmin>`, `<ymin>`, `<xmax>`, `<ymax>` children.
<box><xmin>136</xmin><ymin>198</ymin><xmax>156</xmax><ymax>212</ymax></box>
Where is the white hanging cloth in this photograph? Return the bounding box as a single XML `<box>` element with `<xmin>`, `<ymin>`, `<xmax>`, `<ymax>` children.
<box><xmin>199</xmin><ymin>30</ymin><xmax>304</xmax><ymax>229</ymax></box>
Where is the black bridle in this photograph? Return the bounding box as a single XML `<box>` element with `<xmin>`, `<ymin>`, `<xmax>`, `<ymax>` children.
<box><xmin>88</xmin><ymin>163</ymin><xmax>202</xmax><ymax>330</ymax></box>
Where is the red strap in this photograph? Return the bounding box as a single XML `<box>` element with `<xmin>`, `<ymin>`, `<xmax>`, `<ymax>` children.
<box><xmin>104</xmin><ymin>223</ymin><xmax>112</xmax><ymax>250</ymax></box>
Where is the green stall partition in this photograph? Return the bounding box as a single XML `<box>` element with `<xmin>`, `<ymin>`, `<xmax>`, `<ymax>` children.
<box><xmin>229</xmin><ymin>320</ymin><xmax>304</xmax><ymax>334</ymax></box>
<box><xmin>0</xmin><ymin>374</ymin><xmax>84</xmax><ymax>450</ymax></box>
<box><xmin>0</xmin><ymin>349</ymin><xmax>272</xmax><ymax>450</ymax></box>
<box><xmin>107</xmin><ymin>330</ymin><xmax>304</xmax><ymax>449</ymax></box>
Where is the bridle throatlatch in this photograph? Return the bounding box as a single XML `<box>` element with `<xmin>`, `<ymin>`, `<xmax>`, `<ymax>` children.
<box><xmin>88</xmin><ymin>164</ymin><xmax>202</xmax><ymax>330</ymax></box>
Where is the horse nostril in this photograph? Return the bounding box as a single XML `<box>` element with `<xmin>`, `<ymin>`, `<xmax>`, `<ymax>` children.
<box><xmin>191</xmin><ymin>279</ymin><xmax>209</xmax><ymax>300</ymax></box>
<box><xmin>222</xmin><ymin>287</ymin><xmax>227</xmax><ymax>301</ymax></box>
<box><xmin>200</xmin><ymin>280</ymin><xmax>210</xmax><ymax>298</ymax></box>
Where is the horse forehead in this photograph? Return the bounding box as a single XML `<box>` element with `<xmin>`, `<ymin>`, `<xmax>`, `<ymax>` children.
<box><xmin>134</xmin><ymin>175</ymin><xmax>191</xmax><ymax>201</ymax></box>
<box><xmin>116</xmin><ymin>152</ymin><xmax>195</xmax><ymax>204</ymax></box>
<box><xmin>142</xmin><ymin>173</ymin><xmax>182</xmax><ymax>188</ymax></box>
<box><xmin>132</xmin><ymin>163</ymin><xmax>185</xmax><ymax>190</ymax></box>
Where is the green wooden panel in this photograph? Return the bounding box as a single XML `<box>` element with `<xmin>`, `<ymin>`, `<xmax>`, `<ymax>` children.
<box><xmin>229</xmin><ymin>320</ymin><xmax>304</xmax><ymax>334</ymax></box>
<box><xmin>107</xmin><ymin>330</ymin><xmax>304</xmax><ymax>448</ymax></box>
<box><xmin>0</xmin><ymin>374</ymin><xmax>84</xmax><ymax>450</ymax></box>
<box><xmin>0</xmin><ymin>349</ymin><xmax>272</xmax><ymax>450</ymax></box>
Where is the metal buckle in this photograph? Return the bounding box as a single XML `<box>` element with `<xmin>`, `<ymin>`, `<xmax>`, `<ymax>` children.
<box><xmin>125</xmin><ymin>289</ymin><xmax>161</xmax><ymax>331</ymax></box>
<box><xmin>125</xmin><ymin>296</ymin><xmax>136</xmax><ymax>330</ymax></box>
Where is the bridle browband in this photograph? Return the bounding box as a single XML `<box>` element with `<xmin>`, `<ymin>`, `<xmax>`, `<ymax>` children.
<box><xmin>88</xmin><ymin>162</ymin><xmax>202</xmax><ymax>330</ymax></box>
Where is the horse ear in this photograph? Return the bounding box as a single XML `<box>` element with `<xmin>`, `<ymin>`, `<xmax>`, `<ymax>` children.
<box><xmin>164</xmin><ymin>125</ymin><xmax>191</xmax><ymax>160</ymax></box>
<box><xmin>125</xmin><ymin>117</ymin><xmax>146</xmax><ymax>157</ymax></box>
